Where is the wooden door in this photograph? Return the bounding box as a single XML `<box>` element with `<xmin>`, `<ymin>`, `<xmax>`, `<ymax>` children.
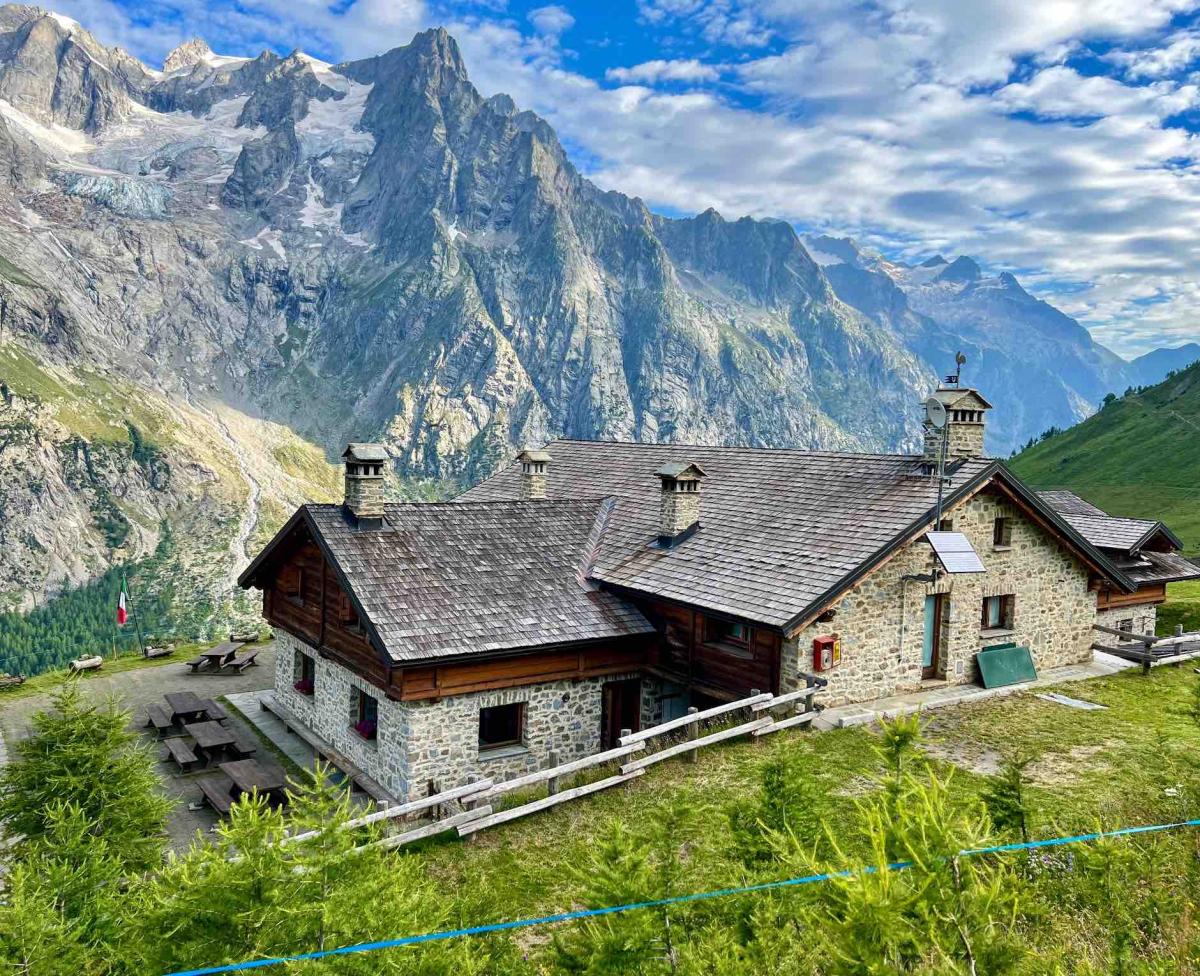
<box><xmin>922</xmin><ymin>594</ymin><xmax>945</xmax><ymax>679</ymax></box>
<box><xmin>601</xmin><ymin>679</ymin><xmax>642</xmax><ymax>749</ymax></box>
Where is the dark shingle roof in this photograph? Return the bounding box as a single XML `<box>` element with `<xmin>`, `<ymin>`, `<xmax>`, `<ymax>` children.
<box><xmin>1058</xmin><ymin>512</ymin><xmax>1162</xmax><ymax>552</ymax></box>
<box><xmin>1037</xmin><ymin>490</ymin><xmax>1106</xmax><ymax>517</ymax></box>
<box><xmin>303</xmin><ymin>500</ymin><xmax>654</xmax><ymax>662</ymax></box>
<box><xmin>1123</xmin><ymin>550</ymin><xmax>1200</xmax><ymax>585</ymax></box>
<box><xmin>461</xmin><ymin>441</ymin><xmax>998</xmax><ymax>629</ymax></box>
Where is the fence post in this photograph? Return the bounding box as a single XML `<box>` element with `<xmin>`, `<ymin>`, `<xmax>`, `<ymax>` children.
<box><xmin>686</xmin><ymin>707</ymin><xmax>699</xmax><ymax>763</ymax></box>
<box><xmin>547</xmin><ymin>750</ymin><xmax>560</xmax><ymax>796</ymax></box>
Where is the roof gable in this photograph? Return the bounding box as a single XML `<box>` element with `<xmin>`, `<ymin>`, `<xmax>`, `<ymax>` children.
<box><xmin>244</xmin><ymin>499</ymin><xmax>655</xmax><ymax>663</ymax></box>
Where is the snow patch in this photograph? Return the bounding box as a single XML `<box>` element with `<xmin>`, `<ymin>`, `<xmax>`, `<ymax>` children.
<box><xmin>298</xmin><ymin>178</ymin><xmax>341</xmax><ymax>229</ymax></box>
<box><xmin>48</xmin><ymin>12</ymin><xmax>81</xmax><ymax>32</ymax></box>
<box><xmin>296</xmin><ymin>77</ymin><xmax>374</xmax><ymax>158</ymax></box>
<box><xmin>0</xmin><ymin>99</ymin><xmax>94</xmax><ymax>158</ymax></box>
<box><xmin>63</xmin><ymin>173</ymin><xmax>172</xmax><ymax>218</ymax></box>
<box><xmin>239</xmin><ymin>227</ymin><xmax>287</xmax><ymax>260</ymax></box>
<box><xmin>340</xmin><ymin>231</ymin><xmax>371</xmax><ymax>249</ymax></box>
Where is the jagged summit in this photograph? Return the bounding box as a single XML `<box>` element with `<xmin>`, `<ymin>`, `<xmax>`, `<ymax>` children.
<box><xmin>920</xmin><ymin>254</ymin><xmax>947</xmax><ymax>267</ymax></box>
<box><xmin>163</xmin><ymin>37</ymin><xmax>213</xmax><ymax>73</ymax></box>
<box><xmin>938</xmin><ymin>255</ymin><xmax>981</xmax><ymax>283</ymax></box>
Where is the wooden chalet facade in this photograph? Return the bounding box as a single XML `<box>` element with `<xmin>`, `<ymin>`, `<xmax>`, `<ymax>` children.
<box><xmin>241</xmin><ymin>399</ymin><xmax>1200</xmax><ymax>802</ymax></box>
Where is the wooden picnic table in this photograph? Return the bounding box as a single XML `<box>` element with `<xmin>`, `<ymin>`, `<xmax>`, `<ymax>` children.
<box><xmin>163</xmin><ymin>692</ymin><xmax>207</xmax><ymax>724</ymax></box>
<box><xmin>198</xmin><ymin>642</ymin><xmax>241</xmax><ymax>670</ymax></box>
<box><xmin>184</xmin><ymin>720</ymin><xmax>236</xmax><ymax>762</ymax></box>
<box><xmin>219</xmin><ymin>759</ymin><xmax>287</xmax><ymax>804</ymax></box>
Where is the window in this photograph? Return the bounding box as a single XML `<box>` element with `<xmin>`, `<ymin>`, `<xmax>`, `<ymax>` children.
<box><xmin>1117</xmin><ymin>618</ymin><xmax>1134</xmax><ymax>633</ymax></box>
<box><xmin>283</xmin><ymin>567</ymin><xmax>305</xmax><ymax>606</ymax></box>
<box><xmin>981</xmin><ymin>595</ymin><xmax>1015</xmax><ymax>632</ymax></box>
<box><xmin>479</xmin><ymin>702</ymin><xmax>525</xmax><ymax>751</ymax></box>
<box><xmin>992</xmin><ymin>517</ymin><xmax>1012</xmax><ymax>548</ymax></box>
<box><xmin>707</xmin><ymin>617</ymin><xmax>750</xmax><ymax>647</ymax></box>
<box><xmin>353</xmin><ymin>688</ymin><xmax>378</xmax><ymax>741</ymax></box>
<box><xmin>339</xmin><ymin>593</ymin><xmax>363</xmax><ymax>634</ymax></box>
<box><xmin>293</xmin><ymin>651</ymin><xmax>315</xmax><ymax>696</ymax></box>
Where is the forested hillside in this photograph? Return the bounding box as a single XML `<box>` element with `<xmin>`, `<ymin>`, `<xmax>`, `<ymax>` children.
<box><xmin>1010</xmin><ymin>361</ymin><xmax>1200</xmax><ymax>554</ymax></box>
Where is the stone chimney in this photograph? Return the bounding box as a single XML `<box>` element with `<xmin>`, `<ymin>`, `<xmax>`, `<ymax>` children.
<box><xmin>923</xmin><ymin>388</ymin><xmax>992</xmax><ymax>465</ymax></box>
<box><xmin>657</xmin><ymin>461</ymin><xmax>706</xmax><ymax>545</ymax></box>
<box><xmin>517</xmin><ymin>449</ymin><xmax>551</xmax><ymax>500</ymax></box>
<box><xmin>342</xmin><ymin>443</ymin><xmax>388</xmax><ymax>527</ymax></box>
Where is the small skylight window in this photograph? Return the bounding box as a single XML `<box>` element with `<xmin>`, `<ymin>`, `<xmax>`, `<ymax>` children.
<box><xmin>926</xmin><ymin>531</ymin><xmax>986</xmax><ymax>574</ymax></box>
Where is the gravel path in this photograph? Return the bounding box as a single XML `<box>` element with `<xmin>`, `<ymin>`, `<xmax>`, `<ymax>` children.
<box><xmin>0</xmin><ymin>644</ymin><xmax>278</xmax><ymax>850</ymax></box>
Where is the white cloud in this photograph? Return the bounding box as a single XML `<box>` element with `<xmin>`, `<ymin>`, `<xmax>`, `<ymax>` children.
<box><xmin>606</xmin><ymin>58</ymin><xmax>720</xmax><ymax>85</ymax></box>
<box><xmin>527</xmin><ymin>5</ymin><xmax>575</xmax><ymax>39</ymax></box>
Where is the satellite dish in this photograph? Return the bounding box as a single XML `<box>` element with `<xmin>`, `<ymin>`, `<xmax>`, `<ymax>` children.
<box><xmin>925</xmin><ymin>396</ymin><xmax>947</xmax><ymax>429</ymax></box>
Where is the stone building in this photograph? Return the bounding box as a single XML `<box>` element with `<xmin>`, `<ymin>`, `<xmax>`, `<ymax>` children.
<box><xmin>1038</xmin><ymin>490</ymin><xmax>1198</xmax><ymax>637</ymax></box>
<box><xmin>239</xmin><ymin>385</ymin><xmax>1199</xmax><ymax>800</ymax></box>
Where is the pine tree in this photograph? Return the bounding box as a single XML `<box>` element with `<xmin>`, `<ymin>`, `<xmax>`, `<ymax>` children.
<box><xmin>981</xmin><ymin>752</ymin><xmax>1034</xmax><ymax>843</ymax></box>
<box><xmin>0</xmin><ymin>682</ymin><xmax>171</xmax><ymax>871</ymax></box>
<box><xmin>0</xmin><ymin>802</ymin><xmax>127</xmax><ymax>976</ymax></box>
<box><xmin>728</xmin><ymin>747</ymin><xmax>825</xmax><ymax>865</ymax></box>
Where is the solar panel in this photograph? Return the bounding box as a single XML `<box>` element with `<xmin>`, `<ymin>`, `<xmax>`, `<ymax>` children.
<box><xmin>926</xmin><ymin>531</ymin><xmax>986</xmax><ymax>574</ymax></box>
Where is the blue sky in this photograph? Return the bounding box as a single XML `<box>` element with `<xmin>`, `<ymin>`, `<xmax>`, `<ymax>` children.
<box><xmin>56</xmin><ymin>0</ymin><xmax>1200</xmax><ymax>356</ymax></box>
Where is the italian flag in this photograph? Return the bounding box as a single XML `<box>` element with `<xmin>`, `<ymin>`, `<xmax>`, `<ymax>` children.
<box><xmin>117</xmin><ymin>576</ymin><xmax>128</xmax><ymax>626</ymax></box>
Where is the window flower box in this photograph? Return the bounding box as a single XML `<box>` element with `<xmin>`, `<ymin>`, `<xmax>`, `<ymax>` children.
<box><xmin>293</xmin><ymin>678</ymin><xmax>314</xmax><ymax>696</ymax></box>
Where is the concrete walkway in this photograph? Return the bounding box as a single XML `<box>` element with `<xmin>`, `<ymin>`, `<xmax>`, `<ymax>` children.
<box><xmin>814</xmin><ymin>651</ymin><xmax>1140</xmax><ymax>730</ymax></box>
<box><xmin>225</xmin><ymin>690</ymin><xmax>318</xmax><ymax>772</ymax></box>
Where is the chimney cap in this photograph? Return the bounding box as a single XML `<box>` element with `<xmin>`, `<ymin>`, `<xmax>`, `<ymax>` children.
<box><xmin>929</xmin><ymin>388</ymin><xmax>993</xmax><ymax>410</ymax></box>
<box><xmin>656</xmin><ymin>461</ymin><xmax>707</xmax><ymax>481</ymax></box>
<box><xmin>517</xmin><ymin>448</ymin><xmax>552</xmax><ymax>463</ymax></box>
<box><xmin>342</xmin><ymin>443</ymin><xmax>389</xmax><ymax>463</ymax></box>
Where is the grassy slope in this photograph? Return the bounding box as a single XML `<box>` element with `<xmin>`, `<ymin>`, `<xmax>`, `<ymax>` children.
<box><xmin>420</xmin><ymin>665</ymin><xmax>1200</xmax><ymax>918</ymax></box>
<box><xmin>1008</xmin><ymin>360</ymin><xmax>1200</xmax><ymax>554</ymax></box>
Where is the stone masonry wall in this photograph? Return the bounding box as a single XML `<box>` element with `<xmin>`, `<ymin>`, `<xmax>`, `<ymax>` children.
<box><xmin>1097</xmin><ymin>604</ymin><xmax>1158</xmax><ymax>639</ymax></box>
<box><xmin>272</xmin><ymin>630</ymin><xmax>640</xmax><ymax>800</ymax></box>
<box><xmin>781</xmin><ymin>488</ymin><xmax>1097</xmax><ymax>706</ymax></box>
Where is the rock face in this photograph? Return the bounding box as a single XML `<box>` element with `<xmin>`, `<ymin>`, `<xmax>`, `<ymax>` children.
<box><xmin>806</xmin><ymin>235</ymin><xmax>1138</xmax><ymax>454</ymax></box>
<box><xmin>0</xmin><ymin>5</ymin><xmax>1177</xmax><ymax>614</ymax></box>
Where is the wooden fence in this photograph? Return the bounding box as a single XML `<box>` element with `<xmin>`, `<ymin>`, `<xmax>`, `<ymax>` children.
<box><xmin>1091</xmin><ymin>622</ymin><xmax>1200</xmax><ymax>674</ymax></box>
<box><xmin>322</xmin><ymin>675</ymin><xmax>827</xmax><ymax>854</ymax></box>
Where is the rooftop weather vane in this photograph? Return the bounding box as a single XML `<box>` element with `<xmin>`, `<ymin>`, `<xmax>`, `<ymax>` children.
<box><xmin>945</xmin><ymin>351</ymin><xmax>967</xmax><ymax>387</ymax></box>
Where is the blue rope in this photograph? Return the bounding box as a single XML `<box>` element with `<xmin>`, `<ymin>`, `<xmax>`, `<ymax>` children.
<box><xmin>165</xmin><ymin>817</ymin><xmax>1200</xmax><ymax>976</ymax></box>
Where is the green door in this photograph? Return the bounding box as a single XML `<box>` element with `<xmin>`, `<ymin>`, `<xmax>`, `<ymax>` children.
<box><xmin>922</xmin><ymin>596</ymin><xmax>936</xmax><ymax>668</ymax></box>
<box><xmin>922</xmin><ymin>594</ymin><xmax>944</xmax><ymax>678</ymax></box>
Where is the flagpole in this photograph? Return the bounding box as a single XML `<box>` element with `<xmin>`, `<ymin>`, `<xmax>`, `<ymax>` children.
<box><xmin>124</xmin><ymin>572</ymin><xmax>147</xmax><ymax>657</ymax></box>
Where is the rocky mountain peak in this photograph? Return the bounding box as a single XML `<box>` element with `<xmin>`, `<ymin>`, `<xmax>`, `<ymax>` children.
<box><xmin>163</xmin><ymin>37</ymin><xmax>213</xmax><ymax>73</ymax></box>
<box><xmin>937</xmin><ymin>255</ymin><xmax>981</xmax><ymax>284</ymax></box>
<box><xmin>919</xmin><ymin>254</ymin><xmax>947</xmax><ymax>267</ymax></box>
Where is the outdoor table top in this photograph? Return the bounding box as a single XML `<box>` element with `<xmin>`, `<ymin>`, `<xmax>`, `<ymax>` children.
<box><xmin>219</xmin><ymin>759</ymin><xmax>286</xmax><ymax>796</ymax></box>
<box><xmin>185</xmin><ymin>720</ymin><xmax>236</xmax><ymax>751</ymax></box>
<box><xmin>163</xmin><ymin>691</ymin><xmax>205</xmax><ymax>720</ymax></box>
<box><xmin>200</xmin><ymin>642</ymin><xmax>241</xmax><ymax>664</ymax></box>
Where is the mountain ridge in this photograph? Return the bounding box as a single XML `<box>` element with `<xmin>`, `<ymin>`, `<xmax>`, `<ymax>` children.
<box><xmin>0</xmin><ymin>5</ymin><xmax>1185</xmax><ymax>637</ymax></box>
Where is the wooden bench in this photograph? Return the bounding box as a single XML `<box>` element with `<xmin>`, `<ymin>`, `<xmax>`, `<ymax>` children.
<box><xmin>0</xmin><ymin>673</ymin><xmax>26</xmax><ymax>689</ymax></box>
<box><xmin>261</xmin><ymin>693</ymin><xmax>396</xmax><ymax>804</ymax></box>
<box><xmin>228</xmin><ymin>729</ymin><xmax>258</xmax><ymax>759</ymax></box>
<box><xmin>185</xmin><ymin>657</ymin><xmax>210</xmax><ymax>673</ymax></box>
<box><xmin>144</xmin><ymin>704</ymin><xmax>174</xmax><ymax>735</ymax></box>
<box><xmin>163</xmin><ymin>737</ymin><xmax>200</xmax><ymax>773</ymax></box>
<box><xmin>224</xmin><ymin>649</ymin><xmax>260</xmax><ymax>673</ymax></box>
<box><xmin>197</xmin><ymin>776</ymin><xmax>234</xmax><ymax>815</ymax></box>
<box><xmin>199</xmin><ymin>698</ymin><xmax>229</xmax><ymax>723</ymax></box>
<box><xmin>144</xmin><ymin>646</ymin><xmax>174</xmax><ymax>660</ymax></box>
<box><xmin>69</xmin><ymin>655</ymin><xmax>103</xmax><ymax>673</ymax></box>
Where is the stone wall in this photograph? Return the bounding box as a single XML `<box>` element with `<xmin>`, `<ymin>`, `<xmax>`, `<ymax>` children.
<box><xmin>781</xmin><ymin>488</ymin><xmax>1097</xmax><ymax>706</ymax></box>
<box><xmin>1097</xmin><ymin>604</ymin><xmax>1158</xmax><ymax>639</ymax></box>
<box><xmin>272</xmin><ymin>630</ymin><xmax>641</xmax><ymax>800</ymax></box>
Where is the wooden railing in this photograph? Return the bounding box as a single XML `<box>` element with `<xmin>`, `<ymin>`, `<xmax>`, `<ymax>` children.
<box><xmin>327</xmin><ymin>675</ymin><xmax>827</xmax><ymax>853</ymax></box>
<box><xmin>1091</xmin><ymin>623</ymin><xmax>1200</xmax><ymax>674</ymax></box>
